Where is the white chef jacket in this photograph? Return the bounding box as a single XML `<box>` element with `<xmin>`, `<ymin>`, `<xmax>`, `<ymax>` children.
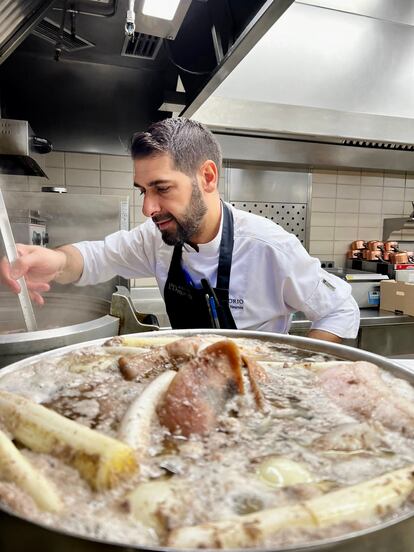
<box><xmin>73</xmin><ymin>203</ymin><xmax>360</xmax><ymax>338</ymax></box>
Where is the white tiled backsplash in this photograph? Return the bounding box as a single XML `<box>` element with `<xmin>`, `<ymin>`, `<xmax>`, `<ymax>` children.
<box><xmin>310</xmin><ymin>169</ymin><xmax>414</xmax><ymax>267</ymax></box>
<box><xmin>2</xmin><ymin>152</ymin><xmax>412</xmax><ymax>275</ymax></box>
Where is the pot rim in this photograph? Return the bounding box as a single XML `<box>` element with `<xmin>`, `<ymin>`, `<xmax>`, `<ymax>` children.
<box><xmin>1</xmin><ymin>328</ymin><xmax>413</xmax><ymax>552</ymax></box>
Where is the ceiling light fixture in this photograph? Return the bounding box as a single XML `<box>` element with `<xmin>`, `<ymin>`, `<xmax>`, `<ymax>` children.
<box><xmin>130</xmin><ymin>0</ymin><xmax>191</xmax><ymax>41</ymax></box>
<box><xmin>142</xmin><ymin>0</ymin><xmax>181</xmax><ymax>21</ymax></box>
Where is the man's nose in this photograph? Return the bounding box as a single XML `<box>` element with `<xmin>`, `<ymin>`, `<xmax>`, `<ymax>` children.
<box><xmin>142</xmin><ymin>192</ymin><xmax>160</xmax><ymax>218</ymax></box>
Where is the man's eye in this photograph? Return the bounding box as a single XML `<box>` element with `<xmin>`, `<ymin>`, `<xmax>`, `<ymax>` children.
<box><xmin>139</xmin><ymin>189</ymin><xmax>145</xmax><ymax>196</ymax></box>
<box><xmin>157</xmin><ymin>187</ymin><xmax>171</xmax><ymax>194</ymax></box>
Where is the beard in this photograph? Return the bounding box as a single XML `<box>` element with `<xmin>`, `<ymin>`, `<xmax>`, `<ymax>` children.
<box><xmin>152</xmin><ymin>181</ymin><xmax>208</xmax><ymax>246</ymax></box>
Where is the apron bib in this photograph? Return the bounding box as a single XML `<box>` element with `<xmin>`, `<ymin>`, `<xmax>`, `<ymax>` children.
<box><xmin>163</xmin><ymin>203</ymin><xmax>237</xmax><ymax>330</ymax></box>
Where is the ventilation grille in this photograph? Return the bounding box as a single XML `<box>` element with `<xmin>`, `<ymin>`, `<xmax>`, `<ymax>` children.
<box><xmin>32</xmin><ymin>18</ymin><xmax>95</xmax><ymax>51</ymax></box>
<box><xmin>342</xmin><ymin>139</ymin><xmax>414</xmax><ymax>151</ymax></box>
<box><xmin>121</xmin><ymin>32</ymin><xmax>162</xmax><ymax>60</ymax></box>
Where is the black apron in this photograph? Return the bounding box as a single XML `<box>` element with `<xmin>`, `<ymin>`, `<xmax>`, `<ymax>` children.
<box><xmin>163</xmin><ymin>203</ymin><xmax>237</xmax><ymax>330</ymax></box>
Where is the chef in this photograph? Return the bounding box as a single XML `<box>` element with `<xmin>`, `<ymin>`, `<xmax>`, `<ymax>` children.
<box><xmin>0</xmin><ymin>118</ymin><xmax>359</xmax><ymax>342</ymax></box>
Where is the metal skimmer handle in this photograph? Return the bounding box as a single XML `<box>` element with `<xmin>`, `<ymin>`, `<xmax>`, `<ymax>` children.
<box><xmin>0</xmin><ymin>190</ymin><xmax>38</xmax><ymax>332</ymax></box>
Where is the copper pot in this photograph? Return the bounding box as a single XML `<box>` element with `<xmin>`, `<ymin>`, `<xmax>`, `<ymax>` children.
<box><xmin>346</xmin><ymin>250</ymin><xmax>362</xmax><ymax>259</ymax></box>
<box><xmin>362</xmin><ymin>249</ymin><xmax>369</xmax><ymax>259</ymax></box>
<box><xmin>381</xmin><ymin>250</ymin><xmax>391</xmax><ymax>262</ymax></box>
<box><xmin>351</xmin><ymin>240</ymin><xmax>366</xmax><ymax>250</ymax></box>
<box><xmin>383</xmin><ymin>241</ymin><xmax>399</xmax><ymax>252</ymax></box>
<box><xmin>367</xmin><ymin>240</ymin><xmax>384</xmax><ymax>251</ymax></box>
<box><xmin>365</xmin><ymin>250</ymin><xmax>382</xmax><ymax>261</ymax></box>
<box><xmin>389</xmin><ymin>252</ymin><xmax>409</xmax><ymax>264</ymax></box>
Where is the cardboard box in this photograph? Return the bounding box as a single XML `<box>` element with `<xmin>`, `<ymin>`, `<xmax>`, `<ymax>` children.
<box><xmin>380</xmin><ymin>280</ymin><xmax>414</xmax><ymax>316</ymax></box>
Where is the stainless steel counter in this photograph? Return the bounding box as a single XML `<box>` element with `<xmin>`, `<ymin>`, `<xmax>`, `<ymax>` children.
<box><xmin>291</xmin><ymin>309</ymin><xmax>414</xmax><ymax>357</ymax></box>
<box><xmin>291</xmin><ymin>309</ymin><xmax>414</xmax><ymax>330</ymax></box>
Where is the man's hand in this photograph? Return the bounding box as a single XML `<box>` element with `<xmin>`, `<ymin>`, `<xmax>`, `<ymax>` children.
<box><xmin>0</xmin><ymin>244</ymin><xmax>67</xmax><ymax>305</ymax></box>
<box><xmin>307</xmin><ymin>329</ymin><xmax>342</xmax><ymax>343</ymax></box>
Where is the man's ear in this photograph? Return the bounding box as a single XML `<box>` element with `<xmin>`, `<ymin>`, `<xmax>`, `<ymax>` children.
<box><xmin>199</xmin><ymin>160</ymin><xmax>218</xmax><ymax>192</ymax></box>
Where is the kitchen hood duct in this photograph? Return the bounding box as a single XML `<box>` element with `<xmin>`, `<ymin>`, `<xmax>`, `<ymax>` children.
<box><xmin>52</xmin><ymin>0</ymin><xmax>117</xmax><ymax>18</ymax></box>
<box><xmin>32</xmin><ymin>18</ymin><xmax>95</xmax><ymax>52</ymax></box>
<box><xmin>0</xmin><ymin>120</ymin><xmax>51</xmax><ymax>177</ymax></box>
<box><xmin>0</xmin><ymin>0</ymin><xmax>55</xmax><ymax>64</ymax></box>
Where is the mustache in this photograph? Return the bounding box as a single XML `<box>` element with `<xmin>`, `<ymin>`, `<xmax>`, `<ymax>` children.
<box><xmin>152</xmin><ymin>214</ymin><xmax>175</xmax><ymax>224</ymax></box>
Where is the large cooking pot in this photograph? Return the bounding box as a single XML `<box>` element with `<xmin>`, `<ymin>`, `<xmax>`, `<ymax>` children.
<box><xmin>0</xmin><ymin>292</ymin><xmax>119</xmax><ymax>368</ymax></box>
<box><xmin>0</xmin><ymin>287</ymin><xmax>162</xmax><ymax>368</ymax></box>
<box><xmin>1</xmin><ymin>329</ymin><xmax>414</xmax><ymax>552</ymax></box>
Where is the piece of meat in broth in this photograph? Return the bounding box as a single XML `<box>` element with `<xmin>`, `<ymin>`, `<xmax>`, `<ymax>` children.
<box><xmin>118</xmin><ymin>337</ymin><xmax>211</xmax><ymax>381</ymax></box>
<box><xmin>164</xmin><ymin>337</ymin><xmax>204</xmax><ymax>361</ymax></box>
<box><xmin>157</xmin><ymin>340</ymin><xmax>244</xmax><ymax>436</ymax></box>
<box><xmin>241</xmin><ymin>354</ymin><xmax>269</xmax><ymax>410</ymax></box>
<box><xmin>118</xmin><ymin>350</ymin><xmax>170</xmax><ymax>381</ymax></box>
<box><xmin>318</xmin><ymin>361</ymin><xmax>414</xmax><ymax>436</ymax></box>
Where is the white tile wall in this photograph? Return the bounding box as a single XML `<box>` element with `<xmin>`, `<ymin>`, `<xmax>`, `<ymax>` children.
<box><xmin>0</xmin><ymin>151</ymin><xmax>156</xmax><ymax>287</ymax></box>
<box><xmin>336</xmin><ymin>184</ymin><xmax>360</xmax><ymax>199</ymax></box>
<box><xmin>312</xmin><ymin>182</ymin><xmax>336</xmax><ymax>197</ymax></box>
<box><xmin>45</xmin><ymin>152</ymin><xmax>64</xmax><ymax>168</ymax></box>
<box><xmin>335</xmin><ymin>213</ymin><xmax>358</xmax><ymax>226</ymax></box>
<box><xmin>312</xmin><ymin>197</ymin><xmax>336</xmax><ymax>212</ymax></box>
<box><xmin>101</xmin><ymin>155</ymin><xmax>133</xmax><ymax>172</ymax></box>
<box><xmin>360</xmin><ymin>186</ymin><xmax>383</xmax><ymax>199</ymax></box>
<box><xmin>361</xmin><ymin>171</ymin><xmax>383</xmax><ymax>186</ymax></box>
<box><xmin>101</xmin><ymin>171</ymin><xmax>133</xmax><ymax>189</ymax></box>
<box><xmin>406</xmin><ymin>174</ymin><xmax>414</xmax><ymax>188</ymax></box>
<box><xmin>335</xmin><ymin>198</ymin><xmax>359</xmax><ymax>212</ymax></box>
<box><xmin>384</xmin><ymin>172</ymin><xmax>405</xmax><ymax>187</ymax></box>
<box><xmin>66</xmin><ymin>168</ymin><xmax>100</xmax><ymax>188</ymax></box>
<box><xmin>65</xmin><ymin>152</ymin><xmax>100</xmax><ymax>170</ymax></box>
<box><xmin>383</xmin><ymin>187</ymin><xmax>404</xmax><ymax>201</ymax></box>
<box><xmin>310</xmin><ymin>212</ymin><xmax>335</xmax><ymax>226</ymax></box>
<box><xmin>311</xmin><ymin>169</ymin><xmax>412</xmax><ymax>267</ymax></box>
<box><xmin>312</xmin><ymin>169</ymin><xmax>337</xmax><ymax>183</ymax></box>
<box><xmin>337</xmin><ymin>170</ymin><xmax>361</xmax><ymax>185</ymax></box>
<box><xmin>310</xmin><ymin>226</ymin><xmax>334</xmax><ymax>240</ymax></box>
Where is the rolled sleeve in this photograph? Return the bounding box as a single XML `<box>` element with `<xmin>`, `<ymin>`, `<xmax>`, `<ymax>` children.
<box><xmin>72</xmin><ymin>225</ymin><xmax>155</xmax><ymax>286</ymax></box>
<box><xmin>279</xmin><ymin>239</ymin><xmax>360</xmax><ymax>338</ymax></box>
<box><xmin>310</xmin><ymin>295</ymin><xmax>360</xmax><ymax>338</ymax></box>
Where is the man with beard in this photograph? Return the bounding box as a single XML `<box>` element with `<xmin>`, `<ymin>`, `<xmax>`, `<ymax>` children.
<box><xmin>0</xmin><ymin>118</ymin><xmax>359</xmax><ymax>342</ymax></box>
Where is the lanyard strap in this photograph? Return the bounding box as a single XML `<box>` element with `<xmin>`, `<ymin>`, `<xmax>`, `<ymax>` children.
<box><xmin>216</xmin><ymin>202</ymin><xmax>234</xmax><ymax>290</ymax></box>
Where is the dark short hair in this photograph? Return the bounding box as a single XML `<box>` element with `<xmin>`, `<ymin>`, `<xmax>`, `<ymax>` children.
<box><xmin>130</xmin><ymin>118</ymin><xmax>222</xmax><ymax>177</ymax></box>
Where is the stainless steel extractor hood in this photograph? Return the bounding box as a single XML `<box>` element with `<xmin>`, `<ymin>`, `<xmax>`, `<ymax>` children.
<box><xmin>0</xmin><ymin>119</ymin><xmax>50</xmax><ymax>177</ymax></box>
<box><xmin>192</xmin><ymin>100</ymin><xmax>414</xmax><ymax>172</ymax></box>
<box><xmin>186</xmin><ymin>1</ymin><xmax>414</xmax><ymax>172</ymax></box>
